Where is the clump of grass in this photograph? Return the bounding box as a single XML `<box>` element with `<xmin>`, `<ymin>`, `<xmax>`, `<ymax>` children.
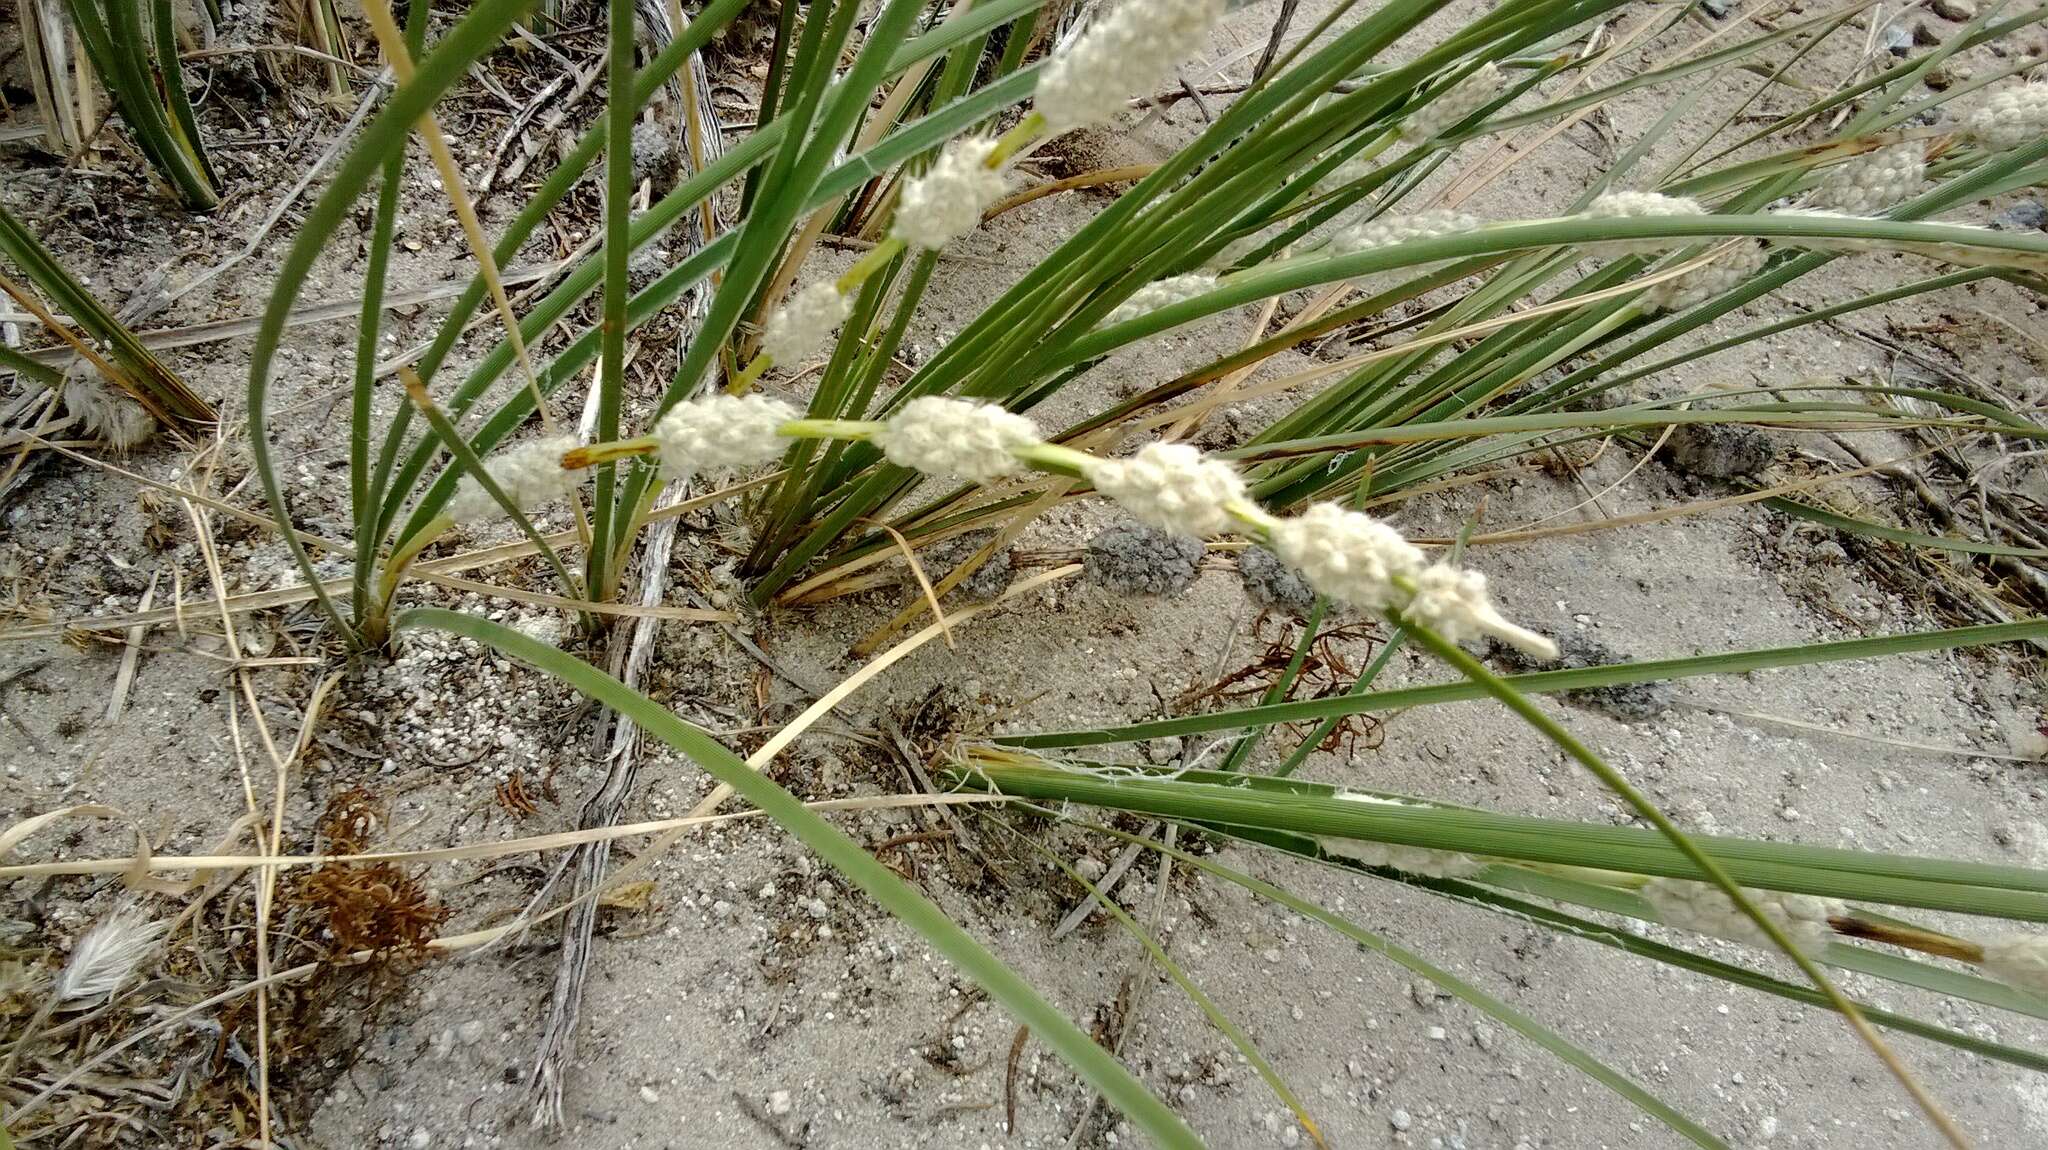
<box><xmin>8</xmin><ymin>0</ymin><xmax>2048</xmax><ymax>1144</ymax></box>
<box><xmin>16</xmin><ymin>0</ymin><xmax>220</xmax><ymax>207</ymax></box>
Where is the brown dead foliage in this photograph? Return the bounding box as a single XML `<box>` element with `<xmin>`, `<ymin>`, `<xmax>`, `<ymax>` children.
<box><xmin>289</xmin><ymin>789</ymin><xmax>448</xmax><ymax>956</ymax></box>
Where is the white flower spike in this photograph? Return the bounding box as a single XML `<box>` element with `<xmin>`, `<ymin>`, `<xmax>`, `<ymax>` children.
<box><xmin>872</xmin><ymin>396</ymin><xmax>1043</xmax><ymax>485</ymax></box>
<box><xmin>1034</xmin><ymin>0</ymin><xmax>1225</xmax><ymax>133</ymax></box>
<box><xmin>1328</xmin><ymin>209</ymin><xmax>1479</xmax><ymax>258</ymax></box>
<box><xmin>1584</xmin><ymin>190</ymin><xmax>1707</xmax><ymax>255</ymax></box>
<box><xmin>1206</xmin><ymin>230</ymin><xmax>1279</xmax><ymax>271</ymax></box>
<box><xmin>1320</xmin><ymin>839</ymin><xmax>1488</xmax><ymax>879</ymax></box>
<box><xmin>1317</xmin><ymin>148</ymin><xmax>1380</xmax><ymax>194</ymax></box>
<box><xmin>760</xmin><ymin>281</ymin><xmax>853</xmax><ymax>367</ymax></box>
<box><xmin>1085</xmin><ymin>441</ymin><xmax>1247</xmax><ymax>538</ymax></box>
<box><xmin>1639</xmin><ymin>239</ymin><xmax>1768</xmax><ymax>314</ymax></box>
<box><xmin>447</xmin><ymin>434</ymin><xmax>582</xmax><ymax>525</ymax></box>
<box><xmin>1964</xmin><ymin>82</ymin><xmax>2048</xmax><ymax>151</ymax></box>
<box><xmin>1981</xmin><ymin>934</ymin><xmax>2048</xmax><ymax>993</ymax></box>
<box><xmin>892</xmin><ymin>137</ymin><xmax>1009</xmax><ymax>251</ymax></box>
<box><xmin>1106</xmin><ymin>274</ymin><xmax>1216</xmax><ymax>326</ymax></box>
<box><xmin>56</xmin><ymin>906</ymin><xmax>167</xmax><ymax>1002</ymax></box>
<box><xmin>1401</xmin><ymin>563</ymin><xmax>1558</xmax><ymax>659</ymax></box>
<box><xmin>1400</xmin><ymin>63</ymin><xmax>1502</xmax><ymax>143</ymax></box>
<box><xmin>653</xmin><ymin>393</ymin><xmax>797</xmax><ymax>477</ymax></box>
<box><xmin>1587</xmin><ymin>190</ymin><xmax>1705</xmax><ymax>218</ymax></box>
<box><xmin>1641</xmin><ymin>879</ymin><xmax>1844</xmax><ymax>952</ymax></box>
<box><xmin>1812</xmin><ymin>143</ymin><xmax>1923</xmax><ymax>216</ymax></box>
<box><xmin>1266</xmin><ymin>503</ymin><xmax>1424</xmax><ymax>612</ymax></box>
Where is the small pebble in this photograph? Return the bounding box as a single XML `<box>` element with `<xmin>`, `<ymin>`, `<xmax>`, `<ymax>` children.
<box><xmin>1390</xmin><ymin>1108</ymin><xmax>1414</xmax><ymax>1131</ymax></box>
<box><xmin>768</xmin><ymin>1089</ymin><xmax>793</xmax><ymax>1115</ymax></box>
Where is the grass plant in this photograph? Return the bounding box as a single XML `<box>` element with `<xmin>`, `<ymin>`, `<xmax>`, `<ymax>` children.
<box><xmin>8</xmin><ymin>0</ymin><xmax>2048</xmax><ymax>1143</ymax></box>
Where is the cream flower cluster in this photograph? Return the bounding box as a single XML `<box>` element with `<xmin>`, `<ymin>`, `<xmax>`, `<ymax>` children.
<box><xmin>1964</xmin><ymin>82</ymin><xmax>2048</xmax><ymax>151</ymax></box>
<box><xmin>1266</xmin><ymin>502</ymin><xmax>1422</xmax><ymax>612</ymax></box>
<box><xmin>1083</xmin><ymin>442</ymin><xmax>1247</xmax><ymax>538</ymax></box>
<box><xmin>652</xmin><ymin>393</ymin><xmax>797</xmax><ymax>477</ymax></box>
<box><xmin>1318</xmin><ymin>146</ymin><xmax>1381</xmax><ymax>194</ymax></box>
<box><xmin>760</xmin><ymin>281</ymin><xmax>853</xmax><ymax>367</ymax></box>
<box><xmin>1588</xmin><ymin>189</ymin><xmax>1768</xmax><ymax>313</ymax></box>
<box><xmin>448</xmin><ymin>434</ymin><xmax>582</xmax><ymax>525</ymax></box>
<box><xmin>1584</xmin><ymin>190</ymin><xmax>1706</xmax><ymax>255</ymax></box>
<box><xmin>1812</xmin><ymin>143</ymin><xmax>1923</xmax><ymax>216</ymax></box>
<box><xmin>892</xmin><ymin>137</ymin><xmax>1009</xmax><ymax>251</ymax></box>
<box><xmin>1321</xmin><ymin>838</ymin><xmax>1489</xmax><ymax>880</ymax></box>
<box><xmin>1403</xmin><ymin>564</ymin><xmax>1560</xmax><ymax>657</ymax></box>
<box><xmin>1980</xmin><ymin>934</ymin><xmax>2048</xmax><ymax>993</ymax></box>
<box><xmin>1400</xmin><ymin>63</ymin><xmax>1502</xmax><ymax>142</ymax></box>
<box><xmin>1206</xmin><ymin>230</ymin><xmax>1277</xmax><ymax>271</ymax></box>
<box><xmin>1106</xmin><ymin>273</ymin><xmax>1217</xmax><ymax>325</ymax></box>
<box><xmin>1587</xmin><ymin>190</ymin><xmax>1704</xmax><ymax>217</ymax></box>
<box><xmin>1639</xmin><ymin>239</ymin><xmax>1768</xmax><ymax>314</ymax></box>
<box><xmin>1641</xmin><ymin>878</ymin><xmax>1844</xmax><ymax>952</ymax></box>
<box><xmin>1034</xmin><ymin>0</ymin><xmax>1226</xmax><ymax>133</ymax></box>
<box><xmin>1328</xmin><ymin>208</ymin><xmax>1478</xmax><ymax>258</ymax></box>
<box><xmin>872</xmin><ymin>396</ymin><xmax>1042</xmax><ymax>484</ymax></box>
<box><xmin>1236</xmin><ymin>501</ymin><xmax>1553</xmax><ymax>655</ymax></box>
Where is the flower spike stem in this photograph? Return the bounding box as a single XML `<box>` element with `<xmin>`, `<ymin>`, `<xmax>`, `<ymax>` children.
<box><xmin>989</xmin><ymin>112</ymin><xmax>1047</xmax><ymax>167</ymax></box>
<box><xmin>781</xmin><ymin>417</ymin><xmax>886</xmax><ymax>442</ymax></box>
<box><xmin>836</xmin><ymin>242</ymin><xmax>908</xmax><ymax>295</ymax></box>
<box><xmin>564</xmin><ymin>437</ymin><xmax>662</xmax><ymax>469</ymax></box>
<box><xmin>540</xmin><ymin>411</ymin><xmax>1982</xmax><ymax>1142</ymax></box>
<box><xmin>727</xmin><ymin>351</ymin><xmax>774</xmax><ymax>395</ymax></box>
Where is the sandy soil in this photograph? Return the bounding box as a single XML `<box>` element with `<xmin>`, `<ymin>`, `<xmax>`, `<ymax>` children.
<box><xmin>5</xmin><ymin>1</ymin><xmax>2048</xmax><ymax>1147</ymax></box>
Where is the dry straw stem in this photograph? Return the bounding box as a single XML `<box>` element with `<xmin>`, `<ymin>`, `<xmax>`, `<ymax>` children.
<box><xmin>1437</xmin><ymin>0</ymin><xmax>1777</xmax><ymax>210</ymax></box>
<box><xmin>866</xmin><ymin>517</ymin><xmax>956</xmax><ymax>648</ymax></box>
<box><xmin>845</xmin><ymin>468</ymin><xmax>1083</xmax><ymax>655</ymax></box>
<box><xmin>1504</xmin><ymin>423</ymin><xmax>1677</xmax><ymax>533</ymax></box>
<box><xmin>1165</xmin><ymin>289</ymin><xmax>1287</xmax><ymax>441</ymax></box>
<box><xmin>1701</xmin><ymin>707</ymin><xmax>2048</xmax><ymax>763</ymax></box>
<box><xmin>177</xmin><ymin>440</ymin><xmax>316</xmax><ymax>1150</ymax></box>
<box><xmin>689</xmin><ymin>564</ymin><xmax>1084</xmax><ymax>820</ymax></box>
<box><xmin>0</xmin><ymin>794</ymin><xmax>1006</xmax><ymax>881</ymax></box>
<box><xmin>773</xmin><ymin>498</ymin><xmax>1048</xmax><ymax>605</ymax></box>
<box><xmin>0</xmin><ymin>277</ymin><xmax>131</xmax><ymax>397</ymax></box>
<box><xmin>981</xmin><ymin>164</ymin><xmax>1162</xmax><ymax>220</ymax></box>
